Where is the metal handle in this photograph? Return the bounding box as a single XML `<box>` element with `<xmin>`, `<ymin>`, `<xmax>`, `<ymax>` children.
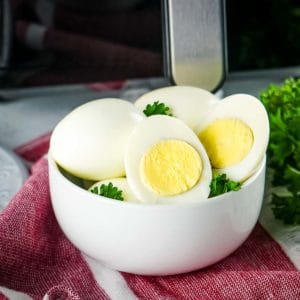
<box><xmin>162</xmin><ymin>0</ymin><xmax>227</xmax><ymax>92</ymax></box>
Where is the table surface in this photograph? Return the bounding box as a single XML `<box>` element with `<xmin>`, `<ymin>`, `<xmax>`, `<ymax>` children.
<box><xmin>1</xmin><ymin>66</ymin><xmax>300</xmax><ymax>149</ymax></box>
<box><xmin>0</xmin><ymin>66</ymin><xmax>296</xmax><ymax>210</ymax></box>
<box><xmin>0</xmin><ymin>66</ymin><xmax>299</xmax><ymax>271</ymax></box>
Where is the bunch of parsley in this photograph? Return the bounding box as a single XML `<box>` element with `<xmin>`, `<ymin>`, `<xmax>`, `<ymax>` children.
<box><xmin>260</xmin><ymin>78</ymin><xmax>300</xmax><ymax>224</ymax></box>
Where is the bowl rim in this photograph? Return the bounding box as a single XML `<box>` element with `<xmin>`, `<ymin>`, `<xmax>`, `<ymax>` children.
<box><xmin>48</xmin><ymin>152</ymin><xmax>266</xmax><ymax>209</ymax></box>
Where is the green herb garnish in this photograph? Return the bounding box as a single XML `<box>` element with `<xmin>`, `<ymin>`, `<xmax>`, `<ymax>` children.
<box><xmin>209</xmin><ymin>173</ymin><xmax>241</xmax><ymax>197</ymax></box>
<box><xmin>260</xmin><ymin>77</ymin><xmax>300</xmax><ymax>224</ymax></box>
<box><xmin>143</xmin><ymin>101</ymin><xmax>173</xmax><ymax>117</ymax></box>
<box><xmin>272</xmin><ymin>193</ymin><xmax>300</xmax><ymax>225</ymax></box>
<box><xmin>90</xmin><ymin>182</ymin><xmax>124</xmax><ymax>201</ymax></box>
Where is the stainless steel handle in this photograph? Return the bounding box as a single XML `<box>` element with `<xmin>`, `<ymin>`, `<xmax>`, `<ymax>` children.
<box><xmin>163</xmin><ymin>0</ymin><xmax>227</xmax><ymax>91</ymax></box>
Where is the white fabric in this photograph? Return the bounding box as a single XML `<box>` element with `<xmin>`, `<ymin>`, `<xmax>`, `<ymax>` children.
<box><xmin>83</xmin><ymin>254</ymin><xmax>137</xmax><ymax>300</ymax></box>
<box><xmin>0</xmin><ymin>286</ymin><xmax>32</xmax><ymax>300</ymax></box>
<box><xmin>259</xmin><ymin>182</ymin><xmax>300</xmax><ymax>270</ymax></box>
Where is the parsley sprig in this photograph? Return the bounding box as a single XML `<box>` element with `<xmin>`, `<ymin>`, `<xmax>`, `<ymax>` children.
<box><xmin>272</xmin><ymin>193</ymin><xmax>300</xmax><ymax>225</ymax></box>
<box><xmin>143</xmin><ymin>101</ymin><xmax>173</xmax><ymax>117</ymax></box>
<box><xmin>209</xmin><ymin>174</ymin><xmax>241</xmax><ymax>197</ymax></box>
<box><xmin>260</xmin><ymin>78</ymin><xmax>300</xmax><ymax>224</ymax></box>
<box><xmin>90</xmin><ymin>182</ymin><xmax>124</xmax><ymax>201</ymax></box>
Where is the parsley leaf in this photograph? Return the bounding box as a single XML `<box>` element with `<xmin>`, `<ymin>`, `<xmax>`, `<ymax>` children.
<box><xmin>90</xmin><ymin>182</ymin><xmax>124</xmax><ymax>201</ymax></box>
<box><xmin>272</xmin><ymin>193</ymin><xmax>300</xmax><ymax>225</ymax></box>
<box><xmin>209</xmin><ymin>173</ymin><xmax>241</xmax><ymax>197</ymax></box>
<box><xmin>260</xmin><ymin>78</ymin><xmax>300</xmax><ymax>224</ymax></box>
<box><xmin>143</xmin><ymin>101</ymin><xmax>173</xmax><ymax>117</ymax></box>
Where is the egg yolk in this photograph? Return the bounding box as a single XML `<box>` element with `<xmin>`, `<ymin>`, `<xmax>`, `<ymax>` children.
<box><xmin>198</xmin><ymin>118</ymin><xmax>253</xmax><ymax>168</ymax></box>
<box><xmin>140</xmin><ymin>140</ymin><xmax>202</xmax><ymax>196</ymax></box>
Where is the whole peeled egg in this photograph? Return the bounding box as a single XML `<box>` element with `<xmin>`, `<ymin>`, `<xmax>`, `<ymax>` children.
<box><xmin>195</xmin><ymin>94</ymin><xmax>269</xmax><ymax>182</ymax></box>
<box><xmin>50</xmin><ymin>98</ymin><xmax>145</xmax><ymax>180</ymax></box>
<box><xmin>125</xmin><ymin>115</ymin><xmax>212</xmax><ymax>204</ymax></box>
<box><xmin>134</xmin><ymin>86</ymin><xmax>219</xmax><ymax>129</ymax></box>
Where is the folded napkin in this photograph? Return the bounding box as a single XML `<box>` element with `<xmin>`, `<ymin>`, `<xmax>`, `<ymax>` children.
<box><xmin>0</xmin><ymin>134</ymin><xmax>300</xmax><ymax>299</ymax></box>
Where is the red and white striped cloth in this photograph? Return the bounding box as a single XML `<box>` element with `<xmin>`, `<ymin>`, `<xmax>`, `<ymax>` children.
<box><xmin>0</xmin><ymin>134</ymin><xmax>300</xmax><ymax>299</ymax></box>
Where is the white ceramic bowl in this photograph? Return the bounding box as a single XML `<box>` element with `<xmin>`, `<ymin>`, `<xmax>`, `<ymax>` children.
<box><xmin>49</xmin><ymin>154</ymin><xmax>266</xmax><ymax>276</ymax></box>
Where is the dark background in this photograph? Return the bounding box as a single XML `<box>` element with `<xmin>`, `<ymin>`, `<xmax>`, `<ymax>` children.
<box><xmin>226</xmin><ymin>0</ymin><xmax>300</xmax><ymax>71</ymax></box>
<box><xmin>1</xmin><ymin>0</ymin><xmax>300</xmax><ymax>88</ymax></box>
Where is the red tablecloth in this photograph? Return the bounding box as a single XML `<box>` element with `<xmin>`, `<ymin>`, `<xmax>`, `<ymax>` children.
<box><xmin>0</xmin><ymin>133</ymin><xmax>300</xmax><ymax>299</ymax></box>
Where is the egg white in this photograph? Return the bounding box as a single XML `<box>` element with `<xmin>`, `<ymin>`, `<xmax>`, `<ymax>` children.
<box><xmin>195</xmin><ymin>94</ymin><xmax>269</xmax><ymax>182</ymax></box>
<box><xmin>124</xmin><ymin>115</ymin><xmax>212</xmax><ymax>204</ymax></box>
<box><xmin>50</xmin><ymin>98</ymin><xmax>145</xmax><ymax>180</ymax></box>
<box><xmin>134</xmin><ymin>86</ymin><xmax>219</xmax><ymax>129</ymax></box>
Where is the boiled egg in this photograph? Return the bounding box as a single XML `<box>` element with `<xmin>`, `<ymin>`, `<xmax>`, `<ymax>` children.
<box><xmin>134</xmin><ymin>86</ymin><xmax>219</xmax><ymax>129</ymax></box>
<box><xmin>50</xmin><ymin>98</ymin><xmax>144</xmax><ymax>180</ymax></box>
<box><xmin>195</xmin><ymin>94</ymin><xmax>269</xmax><ymax>182</ymax></box>
<box><xmin>124</xmin><ymin>115</ymin><xmax>212</xmax><ymax>204</ymax></box>
<box><xmin>88</xmin><ymin>178</ymin><xmax>140</xmax><ymax>202</ymax></box>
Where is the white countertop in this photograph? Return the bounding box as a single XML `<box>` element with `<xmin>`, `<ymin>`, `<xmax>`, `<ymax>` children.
<box><xmin>1</xmin><ymin>67</ymin><xmax>300</xmax><ymax>149</ymax></box>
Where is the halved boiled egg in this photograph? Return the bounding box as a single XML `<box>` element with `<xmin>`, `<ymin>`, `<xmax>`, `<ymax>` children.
<box><xmin>195</xmin><ymin>94</ymin><xmax>269</xmax><ymax>182</ymax></box>
<box><xmin>88</xmin><ymin>178</ymin><xmax>140</xmax><ymax>202</ymax></box>
<box><xmin>134</xmin><ymin>86</ymin><xmax>219</xmax><ymax>129</ymax></box>
<box><xmin>50</xmin><ymin>98</ymin><xmax>144</xmax><ymax>180</ymax></box>
<box><xmin>125</xmin><ymin>115</ymin><xmax>212</xmax><ymax>204</ymax></box>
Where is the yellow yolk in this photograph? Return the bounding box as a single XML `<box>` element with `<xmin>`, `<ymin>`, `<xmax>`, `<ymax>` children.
<box><xmin>140</xmin><ymin>140</ymin><xmax>202</xmax><ymax>196</ymax></box>
<box><xmin>198</xmin><ymin>118</ymin><xmax>253</xmax><ymax>168</ymax></box>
